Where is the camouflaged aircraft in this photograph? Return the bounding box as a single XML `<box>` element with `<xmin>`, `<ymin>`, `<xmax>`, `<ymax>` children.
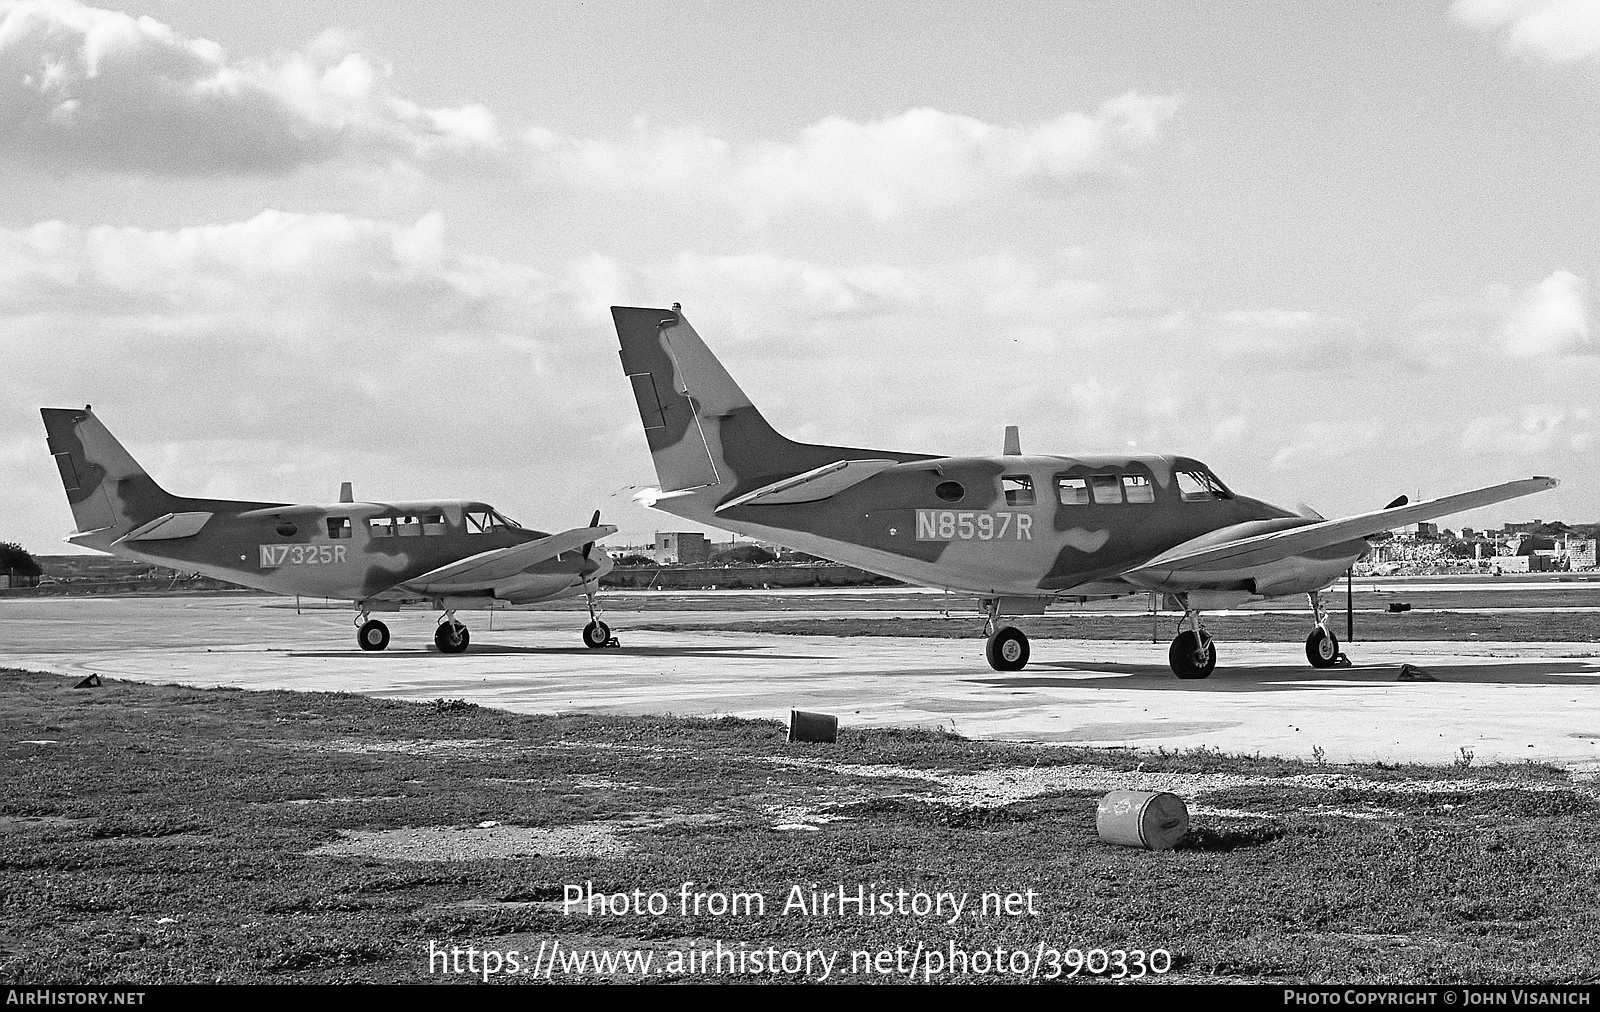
<box><xmin>41</xmin><ymin>406</ymin><xmax>617</xmax><ymax>653</ymax></box>
<box><xmin>613</xmin><ymin>304</ymin><xmax>1559</xmax><ymax>678</ymax></box>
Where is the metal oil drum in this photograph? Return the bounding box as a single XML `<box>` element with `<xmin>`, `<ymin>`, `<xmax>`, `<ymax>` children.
<box><xmin>1096</xmin><ymin>790</ymin><xmax>1189</xmax><ymax>850</ymax></box>
<box><xmin>788</xmin><ymin>709</ymin><xmax>839</xmax><ymax>744</ymax></box>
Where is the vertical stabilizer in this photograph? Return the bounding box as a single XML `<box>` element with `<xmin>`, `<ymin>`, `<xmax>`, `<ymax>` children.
<box><xmin>612</xmin><ymin>305</ymin><xmax>934</xmax><ymax>513</ymax></box>
<box><xmin>40</xmin><ymin>407</ymin><xmax>179</xmax><ymax>540</ymax></box>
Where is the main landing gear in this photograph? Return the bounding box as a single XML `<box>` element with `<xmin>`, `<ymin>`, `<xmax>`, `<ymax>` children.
<box><xmin>1161</xmin><ymin>589</ymin><xmax>1349</xmax><ymax>679</ymax></box>
<box><xmin>353</xmin><ymin>597</ymin><xmax>618</xmax><ymax>653</ymax></box>
<box><xmin>357</xmin><ymin>617</ymin><xmax>390</xmax><ymax>651</ymax></box>
<box><xmin>981</xmin><ymin>599</ymin><xmax>1030</xmax><ymax>672</ymax></box>
<box><xmin>435</xmin><ymin>612</ymin><xmax>470</xmax><ymax>654</ymax></box>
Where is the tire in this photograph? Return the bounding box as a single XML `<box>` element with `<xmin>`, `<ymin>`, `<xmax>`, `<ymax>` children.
<box><xmin>984</xmin><ymin>626</ymin><xmax>1030</xmax><ymax>671</ymax></box>
<box><xmin>1306</xmin><ymin>627</ymin><xmax>1339</xmax><ymax>668</ymax></box>
<box><xmin>583</xmin><ymin>620</ymin><xmax>611</xmax><ymax>649</ymax></box>
<box><xmin>1168</xmin><ymin>629</ymin><xmax>1216</xmax><ymax>679</ymax></box>
<box><xmin>434</xmin><ymin>622</ymin><xmax>470</xmax><ymax>654</ymax></box>
<box><xmin>357</xmin><ymin>619</ymin><xmax>390</xmax><ymax>652</ymax></box>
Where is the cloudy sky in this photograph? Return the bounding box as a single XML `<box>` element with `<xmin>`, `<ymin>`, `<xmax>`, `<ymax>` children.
<box><xmin>3</xmin><ymin>0</ymin><xmax>1596</xmax><ymax>555</ymax></box>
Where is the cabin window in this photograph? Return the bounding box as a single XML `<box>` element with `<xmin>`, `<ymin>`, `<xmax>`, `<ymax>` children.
<box><xmin>327</xmin><ymin>517</ymin><xmax>352</xmax><ymax>539</ymax></box>
<box><xmin>395</xmin><ymin>515</ymin><xmax>421</xmax><ymax>537</ymax></box>
<box><xmin>1121</xmin><ymin>474</ymin><xmax>1156</xmax><ymax>504</ymax></box>
<box><xmin>935</xmin><ymin>481</ymin><xmax>965</xmax><ymax>503</ymax></box>
<box><xmin>1055</xmin><ymin>476</ymin><xmax>1089</xmax><ymax>505</ymax></box>
<box><xmin>368</xmin><ymin>517</ymin><xmax>394</xmax><ymax>538</ymax></box>
<box><xmin>421</xmin><ymin>512</ymin><xmax>447</xmax><ymax>536</ymax></box>
<box><xmin>1091</xmin><ymin>474</ymin><xmax>1122</xmax><ymax>505</ymax></box>
<box><xmin>1001</xmin><ymin>475</ymin><xmax>1035</xmax><ymax>506</ymax></box>
<box><xmin>1177</xmin><ymin>470</ymin><xmax>1231</xmax><ymax>501</ymax></box>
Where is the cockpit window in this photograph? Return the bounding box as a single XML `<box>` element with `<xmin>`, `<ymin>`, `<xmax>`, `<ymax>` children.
<box><xmin>467</xmin><ymin>509</ymin><xmax>520</xmax><ymax>533</ymax></box>
<box><xmin>1177</xmin><ymin>470</ymin><xmax>1232</xmax><ymax>501</ymax></box>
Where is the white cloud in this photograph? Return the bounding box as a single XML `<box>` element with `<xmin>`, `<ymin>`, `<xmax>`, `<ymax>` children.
<box><xmin>1208</xmin><ymin>308</ymin><xmax>1378</xmax><ymax>369</ymax></box>
<box><xmin>0</xmin><ymin>0</ymin><xmax>505</xmax><ymax>175</ymax></box>
<box><xmin>1460</xmin><ymin>405</ymin><xmax>1595</xmax><ymax>457</ymax></box>
<box><xmin>524</xmin><ymin>93</ymin><xmax>1181</xmax><ymax>221</ymax></box>
<box><xmin>1452</xmin><ymin>0</ymin><xmax>1600</xmax><ymax>62</ymax></box>
<box><xmin>1500</xmin><ymin>270</ymin><xmax>1592</xmax><ymax>357</ymax></box>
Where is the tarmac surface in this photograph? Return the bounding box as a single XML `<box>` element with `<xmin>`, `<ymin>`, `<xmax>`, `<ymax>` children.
<box><xmin>2</xmin><ymin>592</ymin><xmax>1597</xmax><ymax>770</ymax></box>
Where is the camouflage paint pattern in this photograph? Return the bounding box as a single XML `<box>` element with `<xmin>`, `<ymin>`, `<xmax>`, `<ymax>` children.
<box><xmin>40</xmin><ymin>408</ymin><xmax>610</xmax><ymax>609</ymax></box>
<box><xmin>613</xmin><ymin>307</ymin><xmax>1369</xmax><ymax>603</ymax></box>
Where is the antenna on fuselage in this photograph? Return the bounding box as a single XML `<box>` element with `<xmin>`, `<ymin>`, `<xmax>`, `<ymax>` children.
<box><xmin>339</xmin><ymin>481</ymin><xmax>353</xmax><ymax>503</ymax></box>
<box><xmin>1003</xmin><ymin>425</ymin><xmax>1021</xmax><ymax>456</ymax></box>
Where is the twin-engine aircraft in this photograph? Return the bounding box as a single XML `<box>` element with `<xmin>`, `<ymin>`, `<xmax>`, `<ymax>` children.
<box><xmin>613</xmin><ymin>304</ymin><xmax>1558</xmax><ymax>678</ymax></box>
<box><xmin>41</xmin><ymin>407</ymin><xmax>616</xmax><ymax>654</ymax></box>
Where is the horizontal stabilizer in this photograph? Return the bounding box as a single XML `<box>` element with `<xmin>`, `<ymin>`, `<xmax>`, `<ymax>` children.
<box><xmin>1130</xmin><ymin>476</ymin><xmax>1558</xmax><ymax>579</ymax></box>
<box><xmin>400</xmin><ymin>525</ymin><xmax>616</xmax><ymax>593</ymax></box>
<box><xmin>715</xmin><ymin>458</ymin><xmax>900</xmax><ymax>511</ymax></box>
<box><xmin>117</xmin><ymin>512</ymin><xmax>213</xmax><ymax>542</ymax></box>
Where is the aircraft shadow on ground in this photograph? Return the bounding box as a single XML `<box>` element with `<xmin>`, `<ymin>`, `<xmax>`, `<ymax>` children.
<box><xmin>287</xmin><ymin>645</ymin><xmax>816</xmax><ymax>660</ymax></box>
<box><xmin>970</xmin><ymin>658</ymin><xmax>1600</xmax><ymax>692</ymax></box>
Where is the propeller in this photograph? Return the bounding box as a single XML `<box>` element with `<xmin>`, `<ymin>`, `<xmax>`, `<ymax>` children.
<box><xmin>582</xmin><ymin>510</ymin><xmax>600</xmax><ymax>560</ymax></box>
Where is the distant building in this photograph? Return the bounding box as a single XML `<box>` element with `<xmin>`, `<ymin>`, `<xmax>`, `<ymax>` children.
<box><xmin>1415</xmin><ymin>522</ymin><xmax>1439</xmax><ymax>538</ymax></box>
<box><xmin>1566</xmin><ymin>539</ymin><xmax>1597</xmax><ymax>571</ymax></box>
<box><xmin>654</xmin><ymin>532</ymin><xmax>712</xmax><ymax>564</ymax></box>
<box><xmin>1460</xmin><ymin>528</ymin><xmax>1475</xmax><ymax>540</ymax></box>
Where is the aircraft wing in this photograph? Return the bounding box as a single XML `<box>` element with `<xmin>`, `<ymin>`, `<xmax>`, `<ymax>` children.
<box><xmin>398</xmin><ymin>525</ymin><xmax>615</xmax><ymax>593</ymax></box>
<box><xmin>1127</xmin><ymin>477</ymin><xmax>1558</xmax><ymax>579</ymax></box>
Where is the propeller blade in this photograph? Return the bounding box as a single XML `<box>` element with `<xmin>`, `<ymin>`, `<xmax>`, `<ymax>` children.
<box><xmin>582</xmin><ymin>510</ymin><xmax>601</xmax><ymax>559</ymax></box>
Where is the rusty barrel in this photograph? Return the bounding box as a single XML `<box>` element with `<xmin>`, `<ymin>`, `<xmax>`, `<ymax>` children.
<box><xmin>1096</xmin><ymin>790</ymin><xmax>1189</xmax><ymax>850</ymax></box>
<box><xmin>788</xmin><ymin>709</ymin><xmax>839</xmax><ymax>744</ymax></box>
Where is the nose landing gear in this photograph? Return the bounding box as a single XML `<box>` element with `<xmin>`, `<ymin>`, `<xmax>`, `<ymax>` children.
<box><xmin>1168</xmin><ymin>597</ymin><xmax>1216</xmax><ymax>679</ymax></box>
<box><xmin>582</xmin><ymin>588</ymin><xmax>616</xmax><ymax>648</ymax></box>
<box><xmin>1305</xmin><ymin>590</ymin><xmax>1345</xmax><ymax>668</ymax></box>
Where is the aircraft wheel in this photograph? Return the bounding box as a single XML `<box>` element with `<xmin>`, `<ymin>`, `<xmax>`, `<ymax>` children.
<box><xmin>357</xmin><ymin>620</ymin><xmax>390</xmax><ymax>652</ymax></box>
<box><xmin>435</xmin><ymin>622</ymin><xmax>470</xmax><ymax>654</ymax></box>
<box><xmin>984</xmin><ymin>626</ymin><xmax>1030</xmax><ymax>671</ymax></box>
<box><xmin>1168</xmin><ymin>630</ymin><xmax>1216</xmax><ymax>680</ymax></box>
<box><xmin>1306</xmin><ymin>627</ymin><xmax>1339</xmax><ymax>668</ymax></box>
<box><xmin>583</xmin><ymin>620</ymin><xmax>611</xmax><ymax>649</ymax></box>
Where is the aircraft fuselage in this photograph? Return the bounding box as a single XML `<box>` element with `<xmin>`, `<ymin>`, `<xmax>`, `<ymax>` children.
<box><xmin>77</xmin><ymin>499</ymin><xmax>582</xmax><ymax>605</ymax></box>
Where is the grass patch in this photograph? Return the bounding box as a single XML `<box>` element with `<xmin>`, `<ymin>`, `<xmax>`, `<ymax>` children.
<box><xmin>1</xmin><ymin>667</ymin><xmax>1595</xmax><ymax>984</ymax></box>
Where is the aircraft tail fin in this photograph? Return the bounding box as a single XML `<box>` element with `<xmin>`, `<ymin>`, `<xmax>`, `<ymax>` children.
<box><xmin>40</xmin><ymin>407</ymin><xmax>181</xmax><ymax>542</ymax></box>
<box><xmin>612</xmin><ymin>305</ymin><xmax>927</xmax><ymax>510</ymax></box>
